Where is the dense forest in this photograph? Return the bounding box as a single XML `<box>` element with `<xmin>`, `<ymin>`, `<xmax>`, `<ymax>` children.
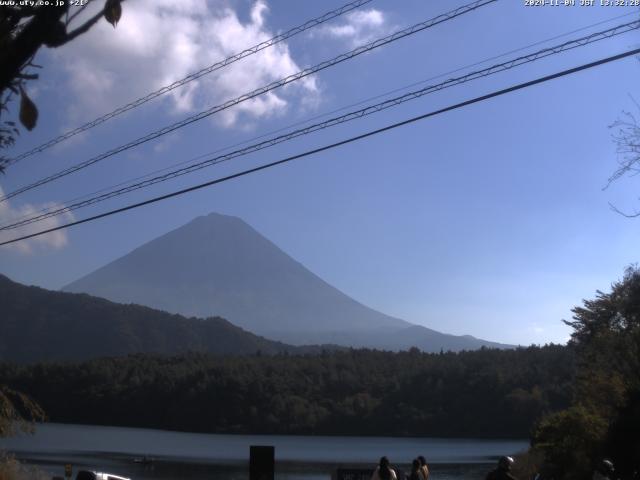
<box><xmin>0</xmin><ymin>345</ymin><xmax>572</xmax><ymax>438</ymax></box>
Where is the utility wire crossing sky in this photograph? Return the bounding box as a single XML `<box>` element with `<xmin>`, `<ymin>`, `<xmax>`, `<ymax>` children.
<box><xmin>2</xmin><ymin>9</ymin><xmax>637</xmax><ymax>229</ymax></box>
<box><xmin>1</xmin><ymin>18</ymin><xmax>638</xmax><ymax>234</ymax></box>
<box><xmin>0</xmin><ymin>0</ymin><xmax>496</xmax><ymax>203</ymax></box>
<box><xmin>2</xmin><ymin>45</ymin><xmax>638</xmax><ymax>247</ymax></box>
<box><xmin>0</xmin><ymin>0</ymin><xmax>375</xmax><ymax>167</ymax></box>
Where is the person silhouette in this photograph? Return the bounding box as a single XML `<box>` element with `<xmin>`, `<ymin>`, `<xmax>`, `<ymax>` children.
<box><xmin>371</xmin><ymin>456</ymin><xmax>398</xmax><ymax>480</ymax></box>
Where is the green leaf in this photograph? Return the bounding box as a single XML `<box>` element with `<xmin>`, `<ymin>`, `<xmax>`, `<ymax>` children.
<box><xmin>104</xmin><ymin>0</ymin><xmax>122</xmax><ymax>28</ymax></box>
<box><xmin>19</xmin><ymin>87</ymin><xmax>38</xmax><ymax>131</ymax></box>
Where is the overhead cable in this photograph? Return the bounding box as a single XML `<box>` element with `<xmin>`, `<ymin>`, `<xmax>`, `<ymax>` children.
<box><xmin>2</xmin><ymin>46</ymin><xmax>638</xmax><ymax>247</ymax></box>
<box><xmin>0</xmin><ymin>0</ymin><xmax>497</xmax><ymax>203</ymax></box>
<box><xmin>5</xmin><ymin>9</ymin><xmax>634</xmax><ymax>229</ymax></box>
<box><xmin>0</xmin><ymin>0</ymin><xmax>375</xmax><ymax>167</ymax></box>
<box><xmin>3</xmin><ymin>19</ymin><xmax>638</xmax><ymax>231</ymax></box>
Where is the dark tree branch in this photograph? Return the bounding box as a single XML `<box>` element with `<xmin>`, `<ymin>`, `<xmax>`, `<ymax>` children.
<box><xmin>606</xmin><ymin>105</ymin><xmax>640</xmax><ymax>190</ymax></box>
<box><xmin>0</xmin><ymin>4</ymin><xmax>68</xmax><ymax>95</ymax></box>
<box><xmin>16</xmin><ymin>73</ymin><xmax>38</xmax><ymax>80</ymax></box>
<box><xmin>0</xmin><ymin>1</ymin><xmax>124</xmax><ymax>168</ymax></box>
<box><xmin>609</xmin><ymin>202</ymin><xmax>640</xmax><ymax>218</ymax></box>
<box><xmin>63</xmin><ymin>7</ymin><xmax>107</xmax><ymax>44</ymax></box>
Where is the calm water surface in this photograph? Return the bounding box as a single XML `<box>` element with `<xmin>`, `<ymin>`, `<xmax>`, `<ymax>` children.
<box><xmin>0</xmin><ymin>423</ymin><xmax>528</xmax><ymax>480</ymax></box>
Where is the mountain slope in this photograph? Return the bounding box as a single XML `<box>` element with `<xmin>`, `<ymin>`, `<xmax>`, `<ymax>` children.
<box><xmin>0</xmin><ymin>274</ymin><xmax>309</xmax><ymax>363</ymax></box>
<box><xmin>282</xmin><ymin>324</ymin><xmax>511</xmax><ymax>351</ymax></box>
<box><xmin>64</xmin><ymin>212</ymin><xmax>512</xmax><ymax>351</ymax></box>
<box><xmin>64</xmin><ymin>213</ymin><xmax>409</xmax><ymax>335</ymax></box>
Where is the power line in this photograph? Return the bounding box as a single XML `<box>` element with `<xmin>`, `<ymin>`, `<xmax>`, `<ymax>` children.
<box><xmin>0</xmin><ymin>0</ymin><xmax>497</xmax><ymax>204</ymax></box>
<box><xmin>2</xmin><ymin>46</ymin><xmax>638</xmax><ymax>248</ymax></box>
<box><xmin>0</xmin><ymin>0</ymin><xmax>375</xmax><ymax>168</ymax></box>
<box><xmin>5</xmin><ymin>9</ymin><xmax>634</xmax><ymax>230</ymax></box>
<box><xmin>2</xmin><ymin>8</ymin><xmax>637</xmax><ymax>234</ymax></box>
<box><xmin>3</xmin><ymin>19</ymin><xmax>638</xmax><ymax>232</ymax></box>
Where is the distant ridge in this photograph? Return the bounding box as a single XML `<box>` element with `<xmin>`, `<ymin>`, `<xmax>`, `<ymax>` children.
<box><xmin>0</xmin><ymin>274</ymin><xmax>323</xmax><ymax>363</ymax></box>
<box><xmin>64</xmin><ymin>212</ymin><xmax>513</xmax><ymax>352</ymax></box>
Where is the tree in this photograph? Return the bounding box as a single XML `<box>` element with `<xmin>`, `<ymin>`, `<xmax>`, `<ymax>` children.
<box><xmin>608</xmin><ymin>101</ymin><xmax>640</xmax><ymax>216</ymax></box>
<box><xmin>532</xmin><ymin>267</ymin><xmax>640</xmax><ymax>478</ymax></box>
<box><xmin>0</xmin><ymin>385</ymin><xmax>45</xmax><ymax>437</ymax></box>
<box><xmin>0</xmin><ymin>0</ymin><xmax>124</xmax><ymax>171</ymax></box>
<box><xmin>0</xmin><ymin>386</ymin><xmax>47</xmax><ymax>480</ymax></box>
<box><xmin>533</xmin><ymin>404</ymin><xmax>609</xmax><ymax>480</ymax></box>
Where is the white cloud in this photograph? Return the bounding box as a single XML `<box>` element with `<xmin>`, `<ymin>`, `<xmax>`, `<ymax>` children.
<box><xmin>528</xmin><ymin>323</ymin><xmax>545</xmax><ymax>335</ymax></box>
<box><xmin>313</xmin><ymin>8</ymin><xmax>388</xmax><ymax>47</ymax></box>
<box><xmin>51</xmin><ymin>0</ymin><xmax>318</xmax><ymax>128</ymax></box>
<box><xmin>0</xmin><ymin>188</ymin><xmax>74</xmax><ymax>254</ymax></box>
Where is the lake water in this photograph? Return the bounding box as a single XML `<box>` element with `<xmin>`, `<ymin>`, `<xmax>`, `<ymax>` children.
<box><xmin>0</xmin><ymin>423</ymin><xmax>528</xmax><ymax>480</ymax></box>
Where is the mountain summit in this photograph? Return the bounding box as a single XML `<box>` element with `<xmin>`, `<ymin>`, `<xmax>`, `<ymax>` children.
<box><xmin>64</xmin><ymin>213</ymin><xmax>510</xmax><ymax>351</ymax></box>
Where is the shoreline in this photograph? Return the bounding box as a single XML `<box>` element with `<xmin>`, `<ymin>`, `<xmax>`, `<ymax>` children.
<box><xmin>15</xmin><ymin>421</ymin><xmax>531</xmax><ymax>442</ymax></box>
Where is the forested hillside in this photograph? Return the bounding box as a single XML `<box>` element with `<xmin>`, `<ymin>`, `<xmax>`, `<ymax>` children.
<box><xmin>0</xmin><ymin>345</ymin><xmax>573</xmax><ymax>438</ymax></box>
<box><xmin>0</xmin><ymin>274</ymin><xmax>312</xmax><ymax>362</ymax></box>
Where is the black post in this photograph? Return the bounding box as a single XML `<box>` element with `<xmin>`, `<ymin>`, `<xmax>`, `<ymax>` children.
<box><xmin>250</xmin><ymin>445</ymin><xmax>275</xmax><ymax>480</ymax></box>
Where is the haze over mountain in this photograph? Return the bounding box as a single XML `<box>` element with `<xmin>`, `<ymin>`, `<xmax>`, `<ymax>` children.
<box><xmin>0</xmin><ymin>274</ymin><xmax>318</xmax><ymax>363</ymax></box>
<box><xmin>64</xmin><ymin>213</ymin><xmax>511</xmax><ymax>351</ymax></box>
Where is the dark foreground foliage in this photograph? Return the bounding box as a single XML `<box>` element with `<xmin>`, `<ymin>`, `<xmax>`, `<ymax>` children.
<box><xmin>531</xmin><ymin>267</ymin><xmax>640</xmax><ymax>479</ymax></box>
<box><xmin>0</xmin><ymin>345</ymin><xmax>572</xmax><ymax>438</ymax></box>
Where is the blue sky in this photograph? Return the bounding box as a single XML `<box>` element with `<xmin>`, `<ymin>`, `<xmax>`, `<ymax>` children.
<box><xmin>1</xmin><ymin>0</ymin><xmax>639</xmax><ymax>345</ymax></box>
